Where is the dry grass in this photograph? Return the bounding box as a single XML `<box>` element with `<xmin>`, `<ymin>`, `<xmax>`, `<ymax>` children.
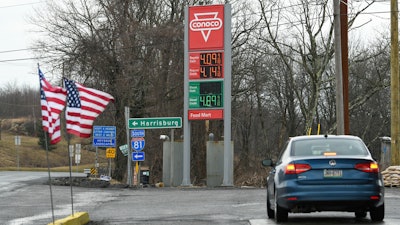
<box><xmin>0</xmin><ymin>131</ymin><xmax>107</xmax><ymax>171</ymax></box>
<box><xmin>235</xmin><ymin>170</ymin><xmax>267</xmax><ymax>187</ymax></box>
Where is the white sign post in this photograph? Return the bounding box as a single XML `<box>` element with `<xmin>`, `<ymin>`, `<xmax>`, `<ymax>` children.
<box><xmin>15</xmin><ymin>136</ymin><xmax>21</xmax><ymax>170</ymax></box>
<box><xmin>75</xmin><ymin>144</ymin><xmax>81</xmax><ymax>172</ymax></box>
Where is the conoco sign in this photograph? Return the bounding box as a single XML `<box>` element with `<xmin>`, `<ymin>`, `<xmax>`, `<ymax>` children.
<box><xmin>189</xmin><ymin>5</ymin><xmax>224</xmax><ymax>50</ymax></box>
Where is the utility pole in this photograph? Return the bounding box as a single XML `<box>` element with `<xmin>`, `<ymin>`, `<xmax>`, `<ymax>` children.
<box><xmin>334</xmin><ymin>0</ymin><xmax>344</xmax><ymax>135</ymax></box>
<box><xmin>340</xmin><ymin>0</ymin><xmax>349</xmax><ymax>134</ymax></box>
<box><xmin>391</xmin><ymin>0</ymin><xmax>399</xmax><ymax>165</ymax></box>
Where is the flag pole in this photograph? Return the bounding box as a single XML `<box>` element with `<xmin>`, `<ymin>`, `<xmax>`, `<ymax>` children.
<box><xmin>39</xmin><ymin>63</ymin><xmax>55</xmax><ymax>224</ymax></box>
<box><xmin>62</xmin><ymin>61</ymin><xmax>75</xmax><ymax>216</ymax></box>
<box><xmin>44</xmin><ymin>132</ymin><xmax>56</xmax><ymax>223</ymax></box>
<box><xmin>67</xmin><ymin>134</ymin><xmax>75</xmax><ymax>216</ymax></box>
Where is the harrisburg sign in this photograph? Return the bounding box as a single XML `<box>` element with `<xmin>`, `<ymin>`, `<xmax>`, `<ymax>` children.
<box><xmin>128</xmin><ymin>117</ymin><xmax>182</xmax><ymax>129</ymax></box>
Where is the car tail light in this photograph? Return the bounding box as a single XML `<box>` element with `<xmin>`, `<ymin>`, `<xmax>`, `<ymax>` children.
<box><xmin>370</xmin><ymin>196</ymin><xmax>380</xmax><ymax>200</ymax></box>
<box><xmin>355</xmin><ymin>162</ymin><xmax>379</xmax><ymax>173</ymax></box>
<box><xmin>285</xmin><ymin>163</ymin><xmax>311</xmax><ymax>174</ymax></box>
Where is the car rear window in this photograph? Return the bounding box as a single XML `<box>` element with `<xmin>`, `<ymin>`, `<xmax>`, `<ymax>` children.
<box><xmin>291</xmin><ymin>138</ymin><xmax>369</xmax><ymax>156</ymax></box>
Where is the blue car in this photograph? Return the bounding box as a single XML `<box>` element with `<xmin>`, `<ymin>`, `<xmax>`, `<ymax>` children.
<box><xmin>262</xmin><ymin>135</ymin><xmax>385</xmax><ymax>222</ymax></box>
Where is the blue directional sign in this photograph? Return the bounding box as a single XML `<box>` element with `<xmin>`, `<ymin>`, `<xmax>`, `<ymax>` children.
<box><xmin>93</xmin><ymin>126</ymin><xmax>116</xmax><ymax>137</ymax></box>
<box><xmin>93</xmin><ymin>126</ymin><xmax>116</xmax><ymax>147</ymax></box>
<box><xmin>132</xmin><ymin>151</ymin><xmax>145</xmax><ymax>161</ymax></box>
<box><xmin>131</xmin><ymin>137</ymin><xmax>145</xmax><ymax>151</ymax></box>
<box><xmin>131</xmin><ymin>129</ymin><xmax>145</xmax><ymax>138</ymax></box>
<box><xmin>93</xmin><ymin>138</ymin><xmax>116</xmax><ymax>147</ymax></box>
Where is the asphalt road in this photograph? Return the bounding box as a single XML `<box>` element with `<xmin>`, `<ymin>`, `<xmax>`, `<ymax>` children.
<box><xmin>1</xmin><ymin>171</ymin><xmax>400</xmax><ymax>225</ymax></box>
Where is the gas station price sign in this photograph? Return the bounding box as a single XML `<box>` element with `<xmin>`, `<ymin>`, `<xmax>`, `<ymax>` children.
<box><xmin>189</xmin><ymin>52</ymin><xmax>224</xmax><ymax>79</ymax></box>
<box><xmin>189</xmin><ymin>81</ymin><xmax>223</xmax><ymax>108</ymax></box>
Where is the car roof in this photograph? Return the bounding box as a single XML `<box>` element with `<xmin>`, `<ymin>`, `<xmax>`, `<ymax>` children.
<box><xmin>289</xmin><ymin>135</ymin><xmax>362</xmax><ymax>142</ymax></box>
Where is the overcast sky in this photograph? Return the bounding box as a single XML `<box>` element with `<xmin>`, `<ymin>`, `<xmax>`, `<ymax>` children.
<box><xmin>0</xmin><ymin>0</ymin><xmax>392</xmax><ymax>90</ymax></box>
<box><xmin>0</xmin><ymin>0</ymin><xmax>45</xmax><ymax>89</ymax></box>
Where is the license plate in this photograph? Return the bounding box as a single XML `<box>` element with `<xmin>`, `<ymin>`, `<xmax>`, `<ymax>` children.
<box><xmin>323</xmin><ymin>169</ymin><xmax>342</xmax><ymax>178</ymax></box>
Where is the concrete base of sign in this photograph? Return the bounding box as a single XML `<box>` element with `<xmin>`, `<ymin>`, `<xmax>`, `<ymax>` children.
<box><xmin>47</xmin><ymin>212</ymin><xmax>90</xmax><ymax>225</ymax></box>
<box><xmin>162</xmin><ymin>140</ymin><xmax>234</xmax><ymax>187</ymax></box>
<box><xmin>162</xmin><ymin>141</ymin><xmax>184</xmax><ymax>187</ymax></box>
<box><xmin>207</xmin><ymin>141</ymin><xmax>234</xmax><ymax>187</ymax></box>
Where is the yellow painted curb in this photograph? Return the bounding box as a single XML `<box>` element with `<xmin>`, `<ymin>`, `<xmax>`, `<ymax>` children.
<box><xmin>47</xmin><ymin>212</ymin><xmax>90</xmax><ymax>225</ymax></box>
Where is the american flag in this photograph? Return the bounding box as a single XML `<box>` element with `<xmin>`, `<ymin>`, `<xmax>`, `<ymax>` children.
<box><xmin>64</xmin><ymin>78</ymin><xmax>114</xmax><ymax>138</ymax></box>
<box><xmin>39</xmin><ymin>69</ymin><xmax>67</xmax><ymax>144</ymax></box>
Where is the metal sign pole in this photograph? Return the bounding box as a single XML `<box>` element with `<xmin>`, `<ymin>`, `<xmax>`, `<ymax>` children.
<box><xmin>95</xmin><ymin>147</ymin><xmax>98</xmax><ymax>177</ymax></box>
<box><xmin>222</xmin><ymin>3</ymin><xmax>233</xmax><ymax>186</ymax></box>
<box><xmin>125</xmin><ymin>106</ymin><xmax>132</xmax><ymax>187</ymax></box>
<box><xmin>182</xmin><ymin>5</ymin><xmax>192</xmax><ymax>186</ymax></box>
<box><xmin>170</xmin><ymin>129</ymin><xmax>175</xmax><ymax>186</ymax></box>
<box><xmin>109</xmin><ymin>158</ymin><xmax>112</xmax><ymax>177</ymax></box>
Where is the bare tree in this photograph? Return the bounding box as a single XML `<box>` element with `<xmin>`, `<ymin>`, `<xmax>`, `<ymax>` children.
<box><xmin>27</xmin><ymin>0</ymin><xmax>390</xmax><ymax>186</ymax></box>
<box><xmin>31</xmin><ymin>0</ymin><xmax>187</xmax><ymax>181</ymax></box>
<box><xmin>255</xmin><ymin>0</ymin><xmax>375</xmax><ymax>135</ymax></box>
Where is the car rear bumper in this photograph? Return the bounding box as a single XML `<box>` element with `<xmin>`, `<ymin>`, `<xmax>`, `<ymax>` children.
<box><xmin>276</xmin><ymin>183</ymin><xmax>384</xmax><ymax>212</ymax></box>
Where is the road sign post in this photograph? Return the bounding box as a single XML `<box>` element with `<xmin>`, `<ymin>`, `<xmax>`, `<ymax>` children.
<box><xmin>106</xmin><ymin>147</ymin><xmax>116</xmax><ymax>177</ymax></box>
<box><xmin>125</xmin><ymin>107</ymin><xmax>132</xmax><ymax>187</ymax></box>
<box><xmin>127</xmin><ymin>117</ymin><xmax>182</xmax><ymax>187</ymax></box>
<box><xmin>15</xmin><ymin>136</ymin><xmax>21</xmax><ymax>170</ymax></box>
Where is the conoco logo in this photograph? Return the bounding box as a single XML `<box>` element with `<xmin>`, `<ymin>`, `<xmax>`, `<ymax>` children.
<box><xmin>190</xmin><ymin>12</ymin><xmax>223</xmax><ymax>42</ymax></box>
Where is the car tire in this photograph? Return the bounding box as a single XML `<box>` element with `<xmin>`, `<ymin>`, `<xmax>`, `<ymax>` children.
<box><xmin>266</xmin><ymin>191</ymin><xmax>274</xmax><ymax>219</ymax></box>
<box><xmin>355</xmin><ymin>211</ymin><xmax>367</xmax><ymax>218</ymax></box>
<box><xmin>274</xmin><ymin>192</ymin><xmax>288</xmax><ymax>222</ymax></box>
<box><xmin>370</xmin><ymin>203</ymin><xmax>384</xmax><ymax>222</ymax></box>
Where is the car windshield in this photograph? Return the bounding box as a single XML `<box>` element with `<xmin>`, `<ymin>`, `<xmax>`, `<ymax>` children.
<box><xmin>291</xmin><ymin>138</ymin><xmax>369</xmax><ymax>156</ymax></box>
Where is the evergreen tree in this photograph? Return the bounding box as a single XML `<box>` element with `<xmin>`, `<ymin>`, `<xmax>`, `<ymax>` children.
<box><xmin>37</xmin><ymin>128</ymin><xmax>56</xmax><ymax>151</ymax></box>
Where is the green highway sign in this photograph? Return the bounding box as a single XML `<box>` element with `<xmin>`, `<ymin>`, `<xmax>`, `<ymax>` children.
<box><xmin>128</xmin><ymin>117</ymin><xmax>182</xmax><ymax>129</ymax></box>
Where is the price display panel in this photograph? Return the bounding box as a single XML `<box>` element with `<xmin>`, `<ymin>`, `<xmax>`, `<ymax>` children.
<box><xmin>189</xmin><ymin>52</ymin><xmax>223</xmax><ymax>79</ymax></box>
<box><xmin>189</xmin><ymin>81</ymin><xmax>223</xmax><ymax>108</ymax></box>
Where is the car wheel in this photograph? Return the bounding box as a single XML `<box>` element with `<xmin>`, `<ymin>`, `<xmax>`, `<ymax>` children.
<box><xmin>370</xmin><ymin>203</ymin><xmax>384</xmax><ymax>222</ymax></box>
<box><xmin>355</xmin><ymin>211</ymin><xmax>367</xmax><ymax>218</ymax></box>
<box><xmin>266</xmin><ymin>191</ymin><xmax>274</xmax><ymax>219</ymax></box>
<box><xmin>274</xmin><ymin>192</ymin><xmax>288</xmax><ymax>222</ymax></box>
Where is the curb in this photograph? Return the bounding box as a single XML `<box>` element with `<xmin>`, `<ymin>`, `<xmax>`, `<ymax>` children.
<box><xmin>47</xmin><ymin>212</ymin><xmax>90</xmax><ymax>225</ymax></box>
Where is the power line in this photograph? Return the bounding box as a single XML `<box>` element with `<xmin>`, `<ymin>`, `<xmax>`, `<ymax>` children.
<box><xmin>0</xmin><ymin>57</ymin><xmax>46</xmax><ymax>63</ymax></box>
<box><xmin>0</xmin><ymin>48</ymin><xmax>42</xmax><ymax>54</ymax></box>
<box><xmin>0</xmin><ymin>1</ymin><xmax>45</xmax><ymax>9</ymax></box>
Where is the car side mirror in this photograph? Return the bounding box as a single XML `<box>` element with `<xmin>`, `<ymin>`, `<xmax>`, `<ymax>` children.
<box><xmin>262</xmin><ymin>159</ymin><xmax>274</xmax><ymax>167</ymax></box>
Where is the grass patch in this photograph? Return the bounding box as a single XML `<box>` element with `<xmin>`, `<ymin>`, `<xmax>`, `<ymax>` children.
<box><xmin>0</xmin><ymin>131</ymin><xmax>107</xmax><ymax>170</ymax></box>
